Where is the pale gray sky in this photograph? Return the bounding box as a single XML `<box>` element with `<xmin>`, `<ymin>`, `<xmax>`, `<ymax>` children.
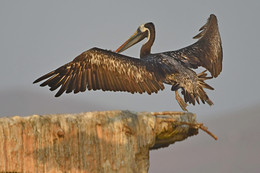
<box><xmin>1</xmin><ymin>1</ymin><xmax>260</xmax><ymax>172</ymax></box>
<box><xmin>1</xmin><ymin>1</ymin><xmax>260</xmax><ymax>116</ymax></box>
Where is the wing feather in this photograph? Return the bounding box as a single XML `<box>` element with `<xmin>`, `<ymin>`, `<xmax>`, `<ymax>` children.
<box><xmin>55</xmin><ymin>75</ymin><xmax>71</xmax><ymax>97</ymax></box>
<box><xmin>39</xmin><ymin>73</ymin><xmax>59</xmax><ymax>87</ymax></box>
<box><xmin>81</xmin><ymin>67</ymin><xmax>87</xmax><ymax>92</ymax></box>
<box><xmin>165</xmin><ymin>14</ymin><xmax>223</xmax><ymax>77</ymax></box>
<box><xmin>33</xmin><ymin>47</ymin><xmax>165</xmax><ymax>96</ymax></box>
<box><xmin>66</xmin><ymin>72</ymin><xmax>76</xmax><ymax>93</ymax></box>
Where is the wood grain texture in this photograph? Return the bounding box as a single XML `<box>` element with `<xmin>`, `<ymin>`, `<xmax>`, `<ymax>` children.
<box><xmin>0</xmin><ymin>111</ymin><xmax>198</xmax><ymax>173</ymax></box>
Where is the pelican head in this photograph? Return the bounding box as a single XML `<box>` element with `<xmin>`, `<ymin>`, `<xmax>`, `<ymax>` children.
<box><xmin>116</xmin><ymin>22</ymin><xmax>155</xmax><ymax>58</ymax></box>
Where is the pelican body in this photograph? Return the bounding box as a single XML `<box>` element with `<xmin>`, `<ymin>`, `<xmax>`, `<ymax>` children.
<box><xmin>34</xmin><ymin>14</ymin><xmax>222</xmax><ymax>111</ymax></box>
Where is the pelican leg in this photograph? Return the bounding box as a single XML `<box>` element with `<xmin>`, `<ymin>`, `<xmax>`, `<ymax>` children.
<box><xmin>175</xmin><ymin>90</ymin><xmax>188</xmax><ymax>111</ymax></box>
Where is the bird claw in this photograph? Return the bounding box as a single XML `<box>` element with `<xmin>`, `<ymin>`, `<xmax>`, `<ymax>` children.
<box><xmin>175</xmin><ymin>91</ymin><xmax>188</xmax><ymax>111</ymax></box>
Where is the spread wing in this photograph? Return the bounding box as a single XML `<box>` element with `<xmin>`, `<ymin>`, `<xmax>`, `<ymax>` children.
<box><xmin>33</xmin><ymin>48</ymin><xmax>165</xmax><ymax>97</ymax></box>
<box><xmin>165</xmin><ymin>14</ymin><xmax>223</xmax><ymax>77</ymax></box>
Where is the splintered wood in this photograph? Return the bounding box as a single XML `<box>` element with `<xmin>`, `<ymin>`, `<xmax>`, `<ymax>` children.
<box><xmin>152</xmin><ymin>111</ymin><xmax>218</xmax><ymax>140</ymax></box>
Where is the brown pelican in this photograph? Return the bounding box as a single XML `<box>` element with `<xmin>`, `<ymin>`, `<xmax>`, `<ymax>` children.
<box><xmin>33</xmin><ymin>14</ymin><xmax>222</xmax><ymax>111</ymax></box>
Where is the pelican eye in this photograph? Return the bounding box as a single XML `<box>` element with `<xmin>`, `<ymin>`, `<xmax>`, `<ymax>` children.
<box><xmin>139</xmin><ymin>24</ymin><xmax>147</xmax><ymax>33</ymax></box>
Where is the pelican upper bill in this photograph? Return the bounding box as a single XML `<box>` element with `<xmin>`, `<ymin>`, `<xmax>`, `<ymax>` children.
<box><xmin>33</xmin><ymin>14</ymin><xmax>222</xmax><ymax>111</ymax></box>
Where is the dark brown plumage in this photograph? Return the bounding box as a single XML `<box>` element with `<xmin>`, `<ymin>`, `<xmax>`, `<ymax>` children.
<box><xmin>33</xmin><ymin>14</ymin><xmax>222</xmax><ymax>111</ymax></box>
<box><xmin>165</xmin><ymin>14</ymin><xmax>222</xmax><ymax>78</ymax></box>
<box><xmin>34</xmin><ymin>48</ymin><xmax>165</xmax><ymax>97</ymax></box>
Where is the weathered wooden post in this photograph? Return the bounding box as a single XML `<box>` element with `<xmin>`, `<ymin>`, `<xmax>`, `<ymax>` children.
<box><xmin>0</xmin><ymin>111</ymin><xmax>204</xmax><ymax>173</ymax></box>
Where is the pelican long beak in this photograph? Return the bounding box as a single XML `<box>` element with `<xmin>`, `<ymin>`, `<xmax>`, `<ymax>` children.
<box><xmin>115</xmin><ymin>30</ymin><xmax>147</xmax><ymax>53</ymax></box>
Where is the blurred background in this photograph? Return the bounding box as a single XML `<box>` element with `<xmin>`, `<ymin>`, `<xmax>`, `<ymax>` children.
<box><xmin>1</xmin><ymin>1</ymin><xmax>259</xmax><ymax>172</ymax></box>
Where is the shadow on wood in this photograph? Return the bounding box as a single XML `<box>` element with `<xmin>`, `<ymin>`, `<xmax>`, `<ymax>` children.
<box><xmin>0</xmin><ymin>111</ymin><xmax>199</xmax><ymax>173</ymax></box>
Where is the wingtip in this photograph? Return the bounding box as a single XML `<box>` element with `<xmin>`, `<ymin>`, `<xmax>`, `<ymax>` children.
<box><xmin>54</xmin><ymin>86</ymin><xmax>66</xmax><ymax>97</ymax></box>
<box><xmin>33</xmin><ymin>78</ymin><xmax>41</xmax><ymax>84</ymax></box>
<box><xmin>209</xmin><ymin>14</ymin><xmax>217</xmax><ymax>20</ymax></box>
<box><xmin>33</xmin><ymin>70</ymin><xmax>56</xmax><ymax>84</ymax></box>
<box><xmin>55</xmin><ymin>92</ymin><xmax>62</xmax><ymax>97</ymax></box>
